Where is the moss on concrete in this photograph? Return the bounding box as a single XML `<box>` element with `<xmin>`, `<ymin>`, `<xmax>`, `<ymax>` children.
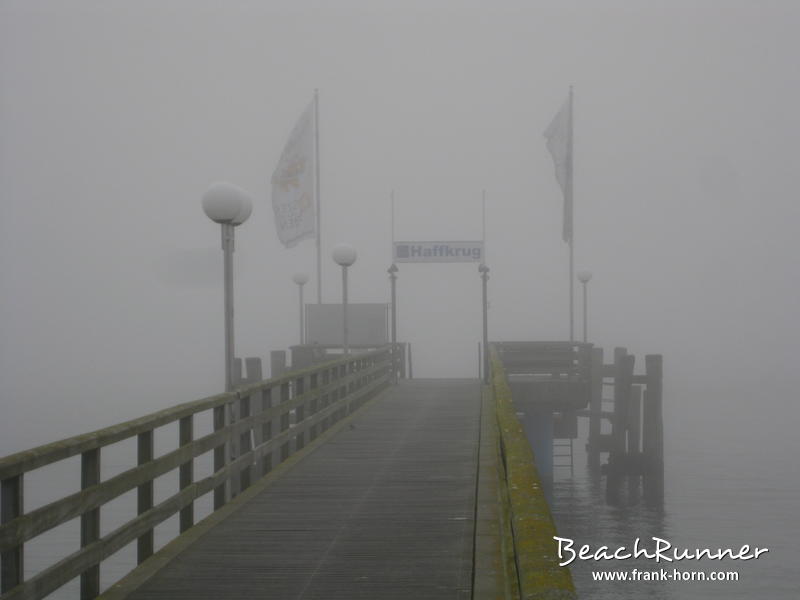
<box><xmin>490</xmin><ymin>348</ymin><xmax>577</xmax><ymax>600</ymax></box>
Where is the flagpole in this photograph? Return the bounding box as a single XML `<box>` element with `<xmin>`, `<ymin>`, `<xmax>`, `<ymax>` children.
<box><xmin>314</xmin><ymin>89</ymin><xmax>322</xmax><ymax>304</ymax></box>
<box><xmin>568</xmin><ymin>86</ymin><xmax>575</xmax><ymax>342</ymax></box>
<box><xmin>482</xmin><ymin>189</ymin><xmax>486</xmax><ymax>261</ymax></box>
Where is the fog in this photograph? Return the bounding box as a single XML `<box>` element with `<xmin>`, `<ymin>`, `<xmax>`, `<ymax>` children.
<box><xmin>2</xmin><ymin>0</ymin><xmax>799</xmax><ymax>459</ymax></box>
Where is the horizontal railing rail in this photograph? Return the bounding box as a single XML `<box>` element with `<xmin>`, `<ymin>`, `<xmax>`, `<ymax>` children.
<box><xmin>0</xmin><ymin>347</ymin><xmax>393</xmax><ymax>600</ymax></box>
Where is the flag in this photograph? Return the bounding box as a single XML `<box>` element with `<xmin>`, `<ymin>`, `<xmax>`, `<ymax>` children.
<box><xmin>271</xmin><ymin>101</ymin><xmax>316</xmax><ymax>248</ymax></box>
<box><xmin>544</xmin><ymin>91</ymin><xmax>573</xmax><ymax>244</ymax></box>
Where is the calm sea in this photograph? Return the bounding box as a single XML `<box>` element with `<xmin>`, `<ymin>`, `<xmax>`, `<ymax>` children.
<box><xmin>551</xmin><ymin>388</ymin><xmax>799</xmax><ymax>599</ymax></box>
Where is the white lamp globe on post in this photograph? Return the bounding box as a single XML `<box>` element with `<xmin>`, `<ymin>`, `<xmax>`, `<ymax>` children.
<box><xmin>332</xmin><ymin>244</ymin><xmax>357</xmax><ymax>356</ymax></box>
<box><xmin>292</xmin><ymin>272</ymin><xmax>309</xmax><ymax>345</ymax></box>
<box><xmin>577</xmin><ymin>270</ymin><xmax>593</xmax><ymax>343</ymax></box>
<box><xmin>202</xmin><ymin>182</ymin><xmax>253</xmax><ymax>394</ymax></box>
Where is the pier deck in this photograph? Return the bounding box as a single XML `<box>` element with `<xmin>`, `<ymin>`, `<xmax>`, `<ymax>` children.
<box><xmin>117</xmin><ymin>380</ymin><xmax>481</xmax><ymax>600</ymax></box>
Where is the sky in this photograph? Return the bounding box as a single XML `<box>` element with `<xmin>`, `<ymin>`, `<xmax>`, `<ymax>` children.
<box><xmin>1</xmin><ymin>0</ymin><xmax>799</xmax><ymax>453</ymax></box>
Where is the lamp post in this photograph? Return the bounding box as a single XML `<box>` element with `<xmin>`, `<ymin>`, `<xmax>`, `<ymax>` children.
<box><xmin>202</xmin><ymin>182</ymin><xmax>253</xmax><ymax>392</ymax></box>
<box><xmin>479</xmin><ymin>263</ymin><xmax>490</xmax><ymax>384</ymax></box>
<box><xmin>388</xmin><ymin>263</ymin><xmax>398</xmax><ymax>383</ymax></box>
<box><xmin>292</xmin><ymin>273</ymin><xmax>308</xmax><ymax>345</ymax></box>
<box><xmin>577</xmin><ymin>270</ymin><xmax>592</xmax><ymax>343</ymax></box>
<box><xmin>332</xmin><ymin>244</ymin><xmax>357</xmax><ymax>355</ymax></box>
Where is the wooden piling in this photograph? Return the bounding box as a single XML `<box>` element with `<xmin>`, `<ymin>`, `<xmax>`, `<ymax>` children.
<box><xmin>643</xmin><ymin>354</ymin><xmax>664</xmax><ymax>506</ymax></box>
<box><xmin>628</xmin><ymin>384</ymin><xmax>642</xmax><ymax>504</ymax></box>
<box><xmin>607</xmin><ymin>348</ymin><xmax>633</xmax><ymax>505</ymax></box>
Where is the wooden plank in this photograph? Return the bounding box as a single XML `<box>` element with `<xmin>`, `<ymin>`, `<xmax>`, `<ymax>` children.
<box><xmin>119</xmin><ymin>380</ymin><xmax>481</xmax><ymax>600</ymax></box>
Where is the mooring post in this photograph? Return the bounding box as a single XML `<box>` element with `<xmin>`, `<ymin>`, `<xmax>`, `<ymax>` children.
<box><xmin>643</xmin><ymin>354</ymin><xmax>664</xmax><ymax>506</ymax></box>
<box><xmin>588</xmin><ymin>346</ymin><xmax>603</xmax><ymax>473</ymax></box>
<box><xmin>628</xmin><ymin>384</ymin><xmax>642</xmax><ymax>504</ymax></box>
<box><xmin>80</xmin><ymin>448</ymin><xmax>100</xmax><ymax>599</ymax></box>
<box><xmin>1</xmin><ymin>475</ymin><xmax>23</xmax><ymax>594</ymax></box>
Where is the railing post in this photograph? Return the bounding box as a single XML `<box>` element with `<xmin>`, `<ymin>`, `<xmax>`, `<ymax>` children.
<box><xmin>238</xmin><ymin>393</ymin><xmax>253</xmax><ymax>492</ymax></box>
<box><xmin>80</xmin><ymin>448</ymin><xmax>100</xmax><ymax>599</ymax></box>
<box><xmin>309</xmin><ymin>373</ymin><xmax>319</xmax><ymax>441</ymax></box>
<box><xmin>295</xmin><ymin>375</ymin><xmax>306</xmax><ymax>451</ymax></box>
<box><xmin>260</xmin><ymin>387</ymin><xmax>273</xmax><ymax>476</ymax></box>
<box><xmin>1</xmin><ymin>474</ymin><xmax>23</xmax><ymax>594</ymax></box>
<box><xmin>179</xmin><ymin>416</ymin><xmax>194</xmax><ymax>532</ymax></box>
<box><xmin>321</xmin><ymin>368</ymin><xmax>331</xmax><ymax>432</ymax></box>
<box><xmin>213</xmin><ymin>404</ymin><xmax>228</xmax><ymax>510</ymax></box>
<box><xmin>280</xmin><ymin>382</ymin><xmax>291</xmax><ymax>462</ymax></box>
<box><xmin>137</xmin><ymin>431</ymin><xmax>154</xmax><ymax>564</ymax></box>
<box><xmin>229</xmin><ymin>396</ymin><xmax>241</xmax><ymax>498</ymax></box>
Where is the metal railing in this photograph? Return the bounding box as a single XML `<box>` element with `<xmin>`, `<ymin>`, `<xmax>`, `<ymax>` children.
<box><xmin>0</xmin><ymin>347</ymin><xmax>393</xmax><ymax>600</ymax></box>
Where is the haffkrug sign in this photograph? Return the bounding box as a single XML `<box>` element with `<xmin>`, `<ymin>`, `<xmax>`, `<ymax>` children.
<box><xmin>393</xmin><ymin>241</ymin><xmax>484</xmax><ymax>263</ymax></box>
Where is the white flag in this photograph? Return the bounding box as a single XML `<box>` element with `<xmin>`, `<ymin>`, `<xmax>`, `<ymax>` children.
<box><xmin>271</xmin><ymin>101</ymin><xmax>315</xmax><ymax>248</ymax></box>
<box><xmin>544</xmin><ymin>93</ymin><xmax>573</xmax><ymax>244</ymax></box>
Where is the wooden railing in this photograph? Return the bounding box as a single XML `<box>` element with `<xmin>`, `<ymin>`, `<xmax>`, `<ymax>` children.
<box><xmin>0</xmin><ymin>347</ymin><xmax>393</xmax><ymax>600</ymax></box>
<box><xmin>493</xmin><ymin>341</ymin><xmax>592</xmax><ymax>380</ymax></box>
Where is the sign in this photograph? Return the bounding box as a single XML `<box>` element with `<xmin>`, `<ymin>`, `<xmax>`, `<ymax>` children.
<box><xmin>393</xmin><ymin>241</ymin><xmax>484</xmax><ymax>263</ymax></box>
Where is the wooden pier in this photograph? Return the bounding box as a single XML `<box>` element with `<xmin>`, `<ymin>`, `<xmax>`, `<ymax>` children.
<box><xmin>0</xmin><ymin>345</ymin><xmax>579</xmax><ymax>600</ymax></box>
